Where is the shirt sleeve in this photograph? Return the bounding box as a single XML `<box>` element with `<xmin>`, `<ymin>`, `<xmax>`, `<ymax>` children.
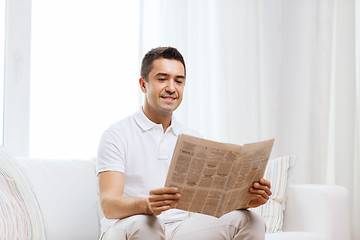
<box><xmin>96</xmin><ymin>128</ymin><xmax>126</xmax><ymax>175</ymax></box>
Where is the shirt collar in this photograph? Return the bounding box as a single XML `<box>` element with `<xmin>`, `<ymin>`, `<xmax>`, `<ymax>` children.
<box><xmin>133</xmin><ymin>108</ymin><xmax>180</xmax><ymax>136</ymax></box>
<box><xmin>170</xmin><ymin>115</ymin><xmax>181</xmax><ymax>136</ymax></box>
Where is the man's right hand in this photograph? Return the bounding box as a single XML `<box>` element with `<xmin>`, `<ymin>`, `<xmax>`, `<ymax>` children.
<box><xmin>147</xmin><ymin>187</ymin><xmax>181</xmax><ymax>215</ymax></box>
<box><xmin>99</xmin><ymin>171</ymin><xmax>181</xmax><ymax>219</ymax></box>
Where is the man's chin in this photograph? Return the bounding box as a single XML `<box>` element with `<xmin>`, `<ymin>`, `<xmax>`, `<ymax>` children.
<box><xmin>159</xmin><ymin>105</ymin><xmax>179</xmax><ymax>114</ymax></box>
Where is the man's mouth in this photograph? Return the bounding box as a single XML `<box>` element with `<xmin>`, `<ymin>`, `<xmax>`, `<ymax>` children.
<box><xmin>161</xmin><ymin>96</ymin><xmax>177</xmax><ymax>101</ymax></box>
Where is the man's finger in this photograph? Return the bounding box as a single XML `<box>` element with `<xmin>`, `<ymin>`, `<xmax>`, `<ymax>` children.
<box><xmin>150</xmin><ymin>187</ymin><xmax>179</xmax><ymax>195</ymax></box>
<box><xmin>149</xmin><ymin>193</ymin><xmax>181</xmax><ymax>202</ymax></box>
<box><xmin>250</xmin><ymin>188</ymin><xmax>271</xmax><ymax>200</ymax></box>
<box><xmin>151</xmin><ymin>205</ymin><xmax>172</xmax><ymax>215</ymax></box>
<box><xmin>253</xmin><ymin>185</ymin><xmax>272</xmax><ymax>196</ymax></box>
<box><xmin>149</xmin><ymin>199</ymin><xmax>179</xmax><ymax>207</ymax></box>
<box><xmin>259</xmin><ymin>178</ymin><xmax>271</xmax><ymax>188</ymax></box>
<box><xmin>252</xmin><ymin>182</ymin><xmax>272</xmax><ymax>196</ymax></box>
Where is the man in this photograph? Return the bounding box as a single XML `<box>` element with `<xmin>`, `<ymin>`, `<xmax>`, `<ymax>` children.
<box><xmin>97</xmin><ymin>47</ymin><xmax>272</xmax><ymax>240</ymax></box>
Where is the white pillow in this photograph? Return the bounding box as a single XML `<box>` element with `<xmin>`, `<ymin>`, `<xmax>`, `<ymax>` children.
<box><xmin>251</xmin><ymin>155</ymin><xmax>295</xmax><ymax>233</ymax></box>
<box><xmin>0</xmin><ymin>147</ymin><xmax>46</xmax><ymax>239</ymax></box>
<box><xmin>20</xmin><ymin>158</ymin><xmax>101</xmax><ymax>240</ymax></box>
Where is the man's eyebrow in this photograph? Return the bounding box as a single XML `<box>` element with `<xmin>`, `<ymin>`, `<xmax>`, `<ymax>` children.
<box><xmin>154</xmin><ymin>73</ymin><xmax>169</xmax><ymax>77</ymax></box>
<box><xmin>154</xmin><ymin>72</ymin><xmax>185</xmax><ymax>79</ymax></box>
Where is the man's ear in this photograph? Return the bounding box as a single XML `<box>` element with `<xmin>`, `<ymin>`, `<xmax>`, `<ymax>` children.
<box><xmin>139</xmin><ymin>77</ymin><xmax>147</xmax><ymax>93</ymax></box>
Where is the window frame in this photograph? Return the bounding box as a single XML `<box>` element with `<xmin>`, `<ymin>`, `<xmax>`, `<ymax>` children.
<box><xmin>3</xmin><ymin>0</ymin><xmax>31</xmax><ymax>156</ymax></box>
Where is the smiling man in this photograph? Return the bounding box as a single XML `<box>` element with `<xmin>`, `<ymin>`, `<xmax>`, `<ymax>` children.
<box><xmin>140</xmin><ymin>57</ymin><xmax>185</xmax><ymax>128</ymax></box>
<box><xmin>96</xmin><ymin>47</ymin><xmax>271</xmax><ymax>240</ymax></box>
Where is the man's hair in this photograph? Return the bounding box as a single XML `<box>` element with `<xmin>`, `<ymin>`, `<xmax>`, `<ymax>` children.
<box><xmin>141</xmin><ymin>47</ymin><xmax>186</xmax><ymax>81</ymax></box>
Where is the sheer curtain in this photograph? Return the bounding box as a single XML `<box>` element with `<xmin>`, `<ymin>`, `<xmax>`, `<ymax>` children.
<box><xmin>140</xmin><ymin>0</ymin><xmax>359</xmax><ymax>239</ymax></box>
<box><xmin>354</xmin><ymin>0</ymin><xmax>360</xmax><ymax>238</ymax></box>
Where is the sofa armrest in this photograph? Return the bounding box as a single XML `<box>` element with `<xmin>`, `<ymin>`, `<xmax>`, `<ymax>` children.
<box><xmin>283</xmin><ymin>184</ymin><xmax>351</xmax><ymax>240</ymax></box>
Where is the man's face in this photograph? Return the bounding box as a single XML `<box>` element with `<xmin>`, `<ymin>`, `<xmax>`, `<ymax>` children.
<box><xmin>140</xmin><ymin>58</ymin><xmax>185</xmax><ymax>117</ymax></box>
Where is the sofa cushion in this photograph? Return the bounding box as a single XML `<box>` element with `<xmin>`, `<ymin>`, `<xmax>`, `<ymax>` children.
<box><xmin>283</xmin><ymin>184</ymin><xmax>350</xmax><ymax>240</ymax></box>
<box><xmin>265</xmin><ymin>232</ymin><xmax>327</xmax><ymax>240</ymax></box>
<box><xmin>20</xmin><ymin>158</ymin><xmax>101</xmax><ymax>240</ymax></box>
<box><xmin>0</xmin><ymin>147</ymin><xmax>46</xmax><ymax>239</ymax></box>
<box><xmin>251</xmin><ymin>156</ymin><xmax>295</xmax><ymax>232</ymax></box>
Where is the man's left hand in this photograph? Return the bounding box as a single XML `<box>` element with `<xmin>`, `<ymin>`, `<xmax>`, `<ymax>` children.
<box><xmin>247</xmin><ymin>178</ymin><xmax>272</xmax><ymax>208</ymax></box>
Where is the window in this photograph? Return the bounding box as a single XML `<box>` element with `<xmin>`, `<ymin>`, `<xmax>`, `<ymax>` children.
<box><xmin>29</xmin><ymin>0</ymin><xmax>140</xmax><ymax>159</ymax></box>
<box><xmin>0</xmin><ymin>0</ymin><xmax>4</xmax><ymax>146</ymax></box>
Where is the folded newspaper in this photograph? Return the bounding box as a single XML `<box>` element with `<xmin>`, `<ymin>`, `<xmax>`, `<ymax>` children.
<box><xmin>165</xmin><ymin>134</ymin><xmax>274</xmax><ymax>218</ymax></box>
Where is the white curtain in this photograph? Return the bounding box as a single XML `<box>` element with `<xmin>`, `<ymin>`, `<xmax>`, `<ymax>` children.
<box><xmin>140</xmin><ymin>0</ymin><xmax>359</xmax><ymax>239</ymax></box>
<box><xmin>354</xmin><ymin>0</ymin><xmax>360</xmax><ymax>238</ymax></box>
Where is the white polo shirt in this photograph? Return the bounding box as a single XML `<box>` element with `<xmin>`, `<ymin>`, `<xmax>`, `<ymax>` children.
<box><xmin>96</xmin><ymin>108</ymin><xmax>200</xmax><ymax>232</ymax></box>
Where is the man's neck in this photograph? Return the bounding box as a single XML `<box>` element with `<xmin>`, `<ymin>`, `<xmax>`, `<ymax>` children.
<box><xmin>142</xmin><ymin>106</ymin><xmax>172</xmax><ymax>133</ymax></box>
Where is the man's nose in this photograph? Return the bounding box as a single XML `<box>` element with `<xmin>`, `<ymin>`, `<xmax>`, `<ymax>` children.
<box><xmin>166</xmin><ymin>79</ymin><xmax>176</xmax><ymax>93</ymax></box>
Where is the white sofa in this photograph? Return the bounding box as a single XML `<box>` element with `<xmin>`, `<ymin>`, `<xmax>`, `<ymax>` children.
<box><xmin>19</xmin><ymin>158</ymin><xmax>351</xmax><ymax>240</ymax></box>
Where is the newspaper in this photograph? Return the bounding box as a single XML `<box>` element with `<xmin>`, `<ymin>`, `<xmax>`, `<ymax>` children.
<box><xmin>164</xmin><ymin>134</ymin><xmax>274</xmax><ymax>217</ymax></box>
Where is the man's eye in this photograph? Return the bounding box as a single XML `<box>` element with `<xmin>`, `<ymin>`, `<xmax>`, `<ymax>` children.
<box><xmin>176</xmin><ymin>80</ymin><xmax>183</xmax><ymax>84</ymax></box>
<box><xmin>158</xmin><ymin>78</ymin><xmax>166</xmax><ymax>81</ymax></box>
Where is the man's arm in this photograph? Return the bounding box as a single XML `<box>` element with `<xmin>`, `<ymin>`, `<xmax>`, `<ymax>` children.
<box><xmin>98</xmin><ymin>171</ymin><xmax>181</xmax><ymax>219</ymax></box>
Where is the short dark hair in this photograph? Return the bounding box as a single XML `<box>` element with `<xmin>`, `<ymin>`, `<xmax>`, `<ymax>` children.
<box><xmin>141</xmin><ymin>47</ymin><xmax>186</xmax><ymax>81</ymax></box>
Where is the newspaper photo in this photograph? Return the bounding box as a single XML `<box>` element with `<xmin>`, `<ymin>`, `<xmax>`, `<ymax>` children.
<box><xmin>164</xmin><ymin>134</ymin><xmax>274</xmax><ymax>218</ymax></box>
